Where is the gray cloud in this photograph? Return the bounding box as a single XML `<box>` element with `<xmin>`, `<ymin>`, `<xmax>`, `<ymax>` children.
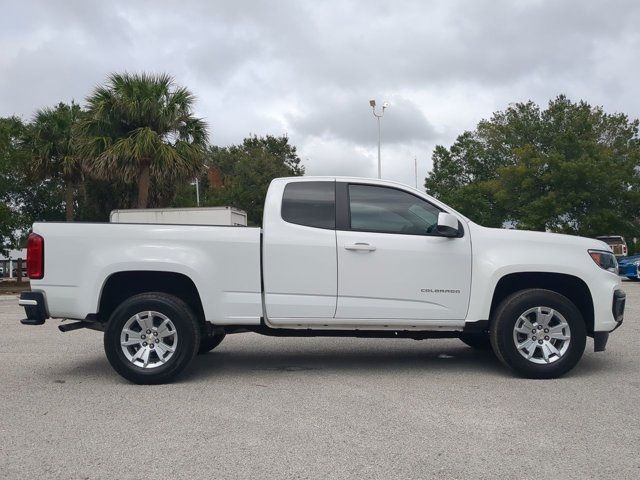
<box><xmin>2</xmin><ymin>0</ymin><xmax>640</xmax><ymax>186</ymax></box>
<box><xmin>288</xmin><ymin>96</ymin><xmax>437</xmax><ymax>145</ymax></box>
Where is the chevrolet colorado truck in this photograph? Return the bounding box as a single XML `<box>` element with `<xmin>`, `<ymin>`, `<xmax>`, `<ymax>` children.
<box><xmin>19</xmin><ymin>177</ymin><xmax>625</xmax><ymax>384</ymax></box>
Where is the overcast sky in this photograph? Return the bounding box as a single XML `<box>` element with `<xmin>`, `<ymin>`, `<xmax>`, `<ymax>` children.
<box><xmin>2</xmin><ymin>0</ymin><xmax>639</xmax><ymax>187</ymax></box>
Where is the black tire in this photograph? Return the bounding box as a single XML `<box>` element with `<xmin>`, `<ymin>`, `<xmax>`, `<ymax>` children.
<box><xmin>198</xmin><ymin>332</ymin><xmax>226</xmax><ymax>354</ymax></box>
<box><xmin>490</xmin><ymin>289</ymin><xmax>586</xmax><ymax>379</ymax></box>
<box><xmin>104</xmin><ymin>292</ymin><xmax>201</xmax><ymax>384</ymax></box>
<box><xmin>459</xmin><ymin>333</ymin><xmax>492</xmax><ymax>350</ymax></box>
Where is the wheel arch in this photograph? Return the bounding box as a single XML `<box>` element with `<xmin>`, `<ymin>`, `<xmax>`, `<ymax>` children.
<box><xmin>97</xmin><ymin>271</ymin><xmax>206</xmax><ymax>326</ymax></box>
<box><xmin>489</xmin><ymin>272</ymin><xmax>594</xmax><ymax>334</ymax></box>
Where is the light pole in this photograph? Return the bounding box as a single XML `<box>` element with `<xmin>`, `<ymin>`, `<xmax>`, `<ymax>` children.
<box><xmin>369</xmin><ymin>99</ymin><xmax>389</xmax><ymax>179</ymax></box>
<box><xmin>193</xmin><ymin>164</ymin><xmax>210</xmax><ymax>207</ymax></box>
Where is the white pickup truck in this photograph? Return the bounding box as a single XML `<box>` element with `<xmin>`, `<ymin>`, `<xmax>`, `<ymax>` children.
<box><xmin>19</xmin><ymin>177</ymin><xmax>625</xmax><ymax>384</ymax></box>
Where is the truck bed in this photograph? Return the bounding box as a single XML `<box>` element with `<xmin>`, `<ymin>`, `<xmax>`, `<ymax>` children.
<box><xmin>30</xmin><ymin>222</ymin><xmax>263</xmax><ymax>324</ymax></box>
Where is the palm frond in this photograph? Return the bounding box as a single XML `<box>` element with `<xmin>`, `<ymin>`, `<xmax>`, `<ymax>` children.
<box><xmin>80</xmin><ymin>72</ymin><xmax>208</xmax><ymax>193</ymax></box>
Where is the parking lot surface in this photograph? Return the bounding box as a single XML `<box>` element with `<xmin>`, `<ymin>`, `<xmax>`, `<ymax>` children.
<box><xmin>1</xmin><ymin>284</ymin><xmax>639</xmax><ymax>479</ymax></box>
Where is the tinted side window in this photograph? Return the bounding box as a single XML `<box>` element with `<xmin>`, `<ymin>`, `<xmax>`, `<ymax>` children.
<box><xmin>282</xmin><ymin>181</ymin><xmax>336</xmax><ymax>229</ymax></box>
<box><xmin>349</xmin><ymin>184</ymin><xmax>441</xmax><ymax>235</ymax></box>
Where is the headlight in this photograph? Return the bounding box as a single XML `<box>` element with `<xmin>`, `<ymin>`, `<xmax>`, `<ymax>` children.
<box><xmin>588</xmin><ymin>250</ymin><xmax>618</xmax><ymax>273</ymax></box>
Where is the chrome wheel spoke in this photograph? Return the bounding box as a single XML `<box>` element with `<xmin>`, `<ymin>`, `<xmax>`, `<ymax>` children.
<box><xmin>121</xmin><ymin>329</ymin><xmax>142</xmax><ymax>346</ymax></box>
<box><xmin>155</xmin><ymin>343</ymin><xmax>174</xmax><ymax>360</ymax></box>
<box><xmin>158</xmin><ymin>342</ymin><xmax>175</xmax><ymax>353</ymax></box>
<box><xmin>131</xmin><ymin>347</ymin><xmax>146</xmax><ymax>363</ymax></box>
<box><xmin>541</xmin><ymin>343</ymin><xmax>551</xmax><ymax>363</ymax></box>
<box><xmin>546</xmin><ymin>342</ymin><xmax>561</xmax><ymax>357</ymax></box>
<box><xmin>517</xmin><ymin>339</ymin><xmax>534</xmax><ymax>352</ymax></box>
<box><xmin>549</xmin><ymin>332</ymin><xmax>569</xmax><ymax>341</ymax></box>
<box><xmin>548</xmin><ymin>323</ymin><xmax>567</xmax><ymax>334</ymax></box>
<box><xmin>157</xmin><ymin>319</ymin><xmax>175</xmax><ymax>338</ymax></box>
<box><xmin>519</xmin><ymin>316</ymin><xmax>535</xmax><ymax>330</ymax></box>
<box><xmin>514</xmin><ymin>319</ymin><xmax>534</xmax><ymax>335</ymax></box>
<box><xmin>136</xmin><ymin>313</ymin><xmax>153</xmax><ymax>332</ymax></box>
<box><xmin>140</xmin><ymin>347</ymin><xmax>151</xmax><ymax>368</ymax></box>
<box><xmin>536</xmin><ymin>307</ymin><xmax>554</xmax><ymax>327</ymax></box>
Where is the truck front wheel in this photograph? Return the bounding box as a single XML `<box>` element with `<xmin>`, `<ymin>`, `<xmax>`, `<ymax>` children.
<box><xmin>490</xmin><ymin>289</ymin><xmax>586</xmax><ymax>379</ymax></box>
<box><xmin>104</xmin><ymin>292</ymin><xmax>201</xmax><ymax>384</ymax></box>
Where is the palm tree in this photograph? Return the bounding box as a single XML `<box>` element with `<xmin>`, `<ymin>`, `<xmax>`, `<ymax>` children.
<box><xmin>77</xmin><ymin>73</ymin><xmax>208</xmax><ymax>208</ymax></box>
<box><xmin>31</xmin><ymin>102</ymin><xmax>83</xmax><ymax>222</ymax></box>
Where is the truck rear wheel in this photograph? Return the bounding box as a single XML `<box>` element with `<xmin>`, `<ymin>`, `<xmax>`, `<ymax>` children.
<box><xmin>490</xmin><ymin>289</ymin><xmax>586</xmax><ymax>379</ymax></box>
<box><xmin>104</xmin><ymin>292</ymin><xmax>201</xmax><ymax>384</ymax></box>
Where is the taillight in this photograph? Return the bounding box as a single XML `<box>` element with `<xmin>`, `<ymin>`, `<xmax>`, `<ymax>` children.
<box><xmin>27</xmin><ymin>233</ymin><xmax>44</xmax><ymax>279</ymax></box>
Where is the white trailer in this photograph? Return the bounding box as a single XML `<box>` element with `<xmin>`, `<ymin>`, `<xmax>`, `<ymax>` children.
<box><xmin>109</xmin><ymin>207</ymin><xmax>247</xmax><ymax>226</ymax></box>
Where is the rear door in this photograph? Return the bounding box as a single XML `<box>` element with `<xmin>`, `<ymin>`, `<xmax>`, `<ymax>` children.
<box><xmin>262</xmin><ymin>180</ymin><xmax>338</xmax><ymax>320</ymax></box>
<box><xmin>335</xmin><ymin>182</ymin><xmax>472</xmax><ymax>323</ymax></box>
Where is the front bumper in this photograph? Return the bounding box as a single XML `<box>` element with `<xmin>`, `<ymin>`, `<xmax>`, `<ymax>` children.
<box><xmin>612</xmin><ymin>289</ymin><xmax>626</xmax><ymax>324</ymax></box>
<box><xmin>594</xmin><ymin>289</ymin><xmax>625</xmax><ymax>352</ymax></box>
<box><xmin>19</xmin><ymin>291</ymin><xmax>48</xmax><ymax>325</ymax></box>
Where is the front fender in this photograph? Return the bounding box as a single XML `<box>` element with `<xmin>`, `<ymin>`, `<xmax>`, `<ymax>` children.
<box><xmin>466</xmin><ymin>223</ymin><xmax>618</xmax><ymax>326</ymax></box>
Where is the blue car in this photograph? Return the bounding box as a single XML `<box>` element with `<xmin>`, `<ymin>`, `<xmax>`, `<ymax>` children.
<box><xmin>618</xmin><ymin>254</ymin><xmax>640</xmax><ymax>280</ymax></box>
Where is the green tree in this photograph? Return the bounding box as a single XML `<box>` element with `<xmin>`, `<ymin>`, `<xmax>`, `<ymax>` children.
<box><xmin>190</xmin><ymin>135</ymin><xmax>304</xmax><ymax>224</ymax></box>
<box><xmin>31</xmin><ymin>102</ymin><xmax>83</xmax><ymax>221</ymax></box>
<box><xmin>425</xmin><ymin>96</ymin><xmax>640</xmax><ymax>238</ymax></box>
<box><xmin>0</xmin><ymin>116</ymin><xmax>66</xmax><ymax>253</ymax></box>
<box><xmin>77</xmin><ymin>73</ymin><xmax>208</xmax><ymax>208</ymax></box>
<box><xmin>0</xmin><ymin>118</ymin><xmax>27</xmax><ymax>249</ymax></box>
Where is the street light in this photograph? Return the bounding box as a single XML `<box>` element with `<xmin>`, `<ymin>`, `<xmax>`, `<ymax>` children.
<box><xmin>370</xmin><ymin>99</ymin><xmax>389</xmax><ymax>179</ymax></box>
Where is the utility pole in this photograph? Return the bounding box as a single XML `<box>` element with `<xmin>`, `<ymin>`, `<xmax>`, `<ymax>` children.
<box><xmin>414</xmin><ymin>156</ymin><xmax>418</xmax><ymax>189</ymax></box>
<box><xmin>369</xmin><ymin>99</ymin><xmax>389</xmax><ymax>179</ymax></box>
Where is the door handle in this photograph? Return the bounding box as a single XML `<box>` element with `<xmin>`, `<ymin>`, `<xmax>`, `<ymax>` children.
<box><xmin>344</xmin><ymin>242</ymin><xmax>376</xmax><ymax>252</ymax></box>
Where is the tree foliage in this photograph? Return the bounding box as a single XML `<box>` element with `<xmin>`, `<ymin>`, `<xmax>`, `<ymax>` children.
<box><xmin>77</xmin><ymin>73</ymin><xmax>208</xmax><ymax>208</ymax></box>
<box><xmin>0</xmin><ymin>86</ymin><xmax>307</xmax><ymax>250</ymax></box>
<box><xmin>188</xmin><ymin>135</ymin><xmax>305</xmax><ymax>224</ymax></box>
<box><xmin>0</xmin><ymin>117</ymin><xmax>24</xmax><ymax>254</ymax></box>
<box><xmin>31</xmin><ymin>102</ymin><xmax>83</xmax><ymax>221</ymax></box>
<box><xmin>425</xmin><ymin>96</ymin><xmax>640</xmax><ymax>239</ymax></box>
<box><xmin>0</xmin><ymin>116</ymin><xmax>66</xmax><ymax>254</ymax></box>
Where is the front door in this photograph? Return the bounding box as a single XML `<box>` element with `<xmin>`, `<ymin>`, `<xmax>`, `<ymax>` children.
<box><xmin>335</xmin><ymin>183</ymin><xmax>471</xmax><ymax>323</ymax></box>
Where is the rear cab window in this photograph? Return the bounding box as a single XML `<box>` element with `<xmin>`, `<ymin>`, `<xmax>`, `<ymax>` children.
<box><xmin>281</xmin><ymin>181</ymin><xmax>336</xmax><ymax>229</ymax></box>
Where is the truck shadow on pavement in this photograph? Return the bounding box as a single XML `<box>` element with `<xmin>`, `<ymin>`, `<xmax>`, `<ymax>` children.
<box><xmin>186</xmin><ymin>342</ymin><xmax>612</xmax><ymax>383</ymax></box>
<box><xmin>187</xmin><ymin>344</ymin><xmax>507</xmax><ymax>381</ymax></box>
<box><xmin>47</xmin><ymin>340</ymin><xmax>611</xmax><ymax>384</ymax></box>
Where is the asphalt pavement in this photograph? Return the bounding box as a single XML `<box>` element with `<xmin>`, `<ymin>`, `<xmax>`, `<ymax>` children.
<box><xmin>1</xmin><ymin>284</ymin><xmax>638</xmax><ymax>479</ymax></box>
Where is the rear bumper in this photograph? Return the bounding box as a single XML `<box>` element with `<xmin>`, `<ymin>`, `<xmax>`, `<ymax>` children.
<box><xmin>19</xmin><ymin>291</ymin><xmax>49</xmax><ymax>325</ymax></box>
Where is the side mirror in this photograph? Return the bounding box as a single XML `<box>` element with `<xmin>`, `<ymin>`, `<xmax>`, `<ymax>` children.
<box><xmin>436</xmin><ymin>212</ymin><xmax>460</xmax><ymax>237</ymax></box>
